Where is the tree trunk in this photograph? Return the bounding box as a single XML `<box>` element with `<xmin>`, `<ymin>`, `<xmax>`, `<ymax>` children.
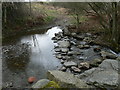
<box><xmin>76</xmin><ymin>13</ymin><xmax>80</xmax><ymax>29</ymax></box>
<box><xmin>29</xmin><ymin>0</ymin><xmax>32</xmax><ymax>16</ymax></box>
<box><xmin>112</xmin><ymin>2</ymin><xmax>117</xmax><ymax>42</ymax></box>
<box><xmin>4</xmin><ymin>6</ymin><xmax>6</xmax><ymax>24</ymax></box>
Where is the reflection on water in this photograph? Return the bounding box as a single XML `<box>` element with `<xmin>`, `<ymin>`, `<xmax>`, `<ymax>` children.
<box><xmin>2</xmin><ymin>26</ymin><xmax>62</xmax><ymax>88</ymax></box>
<box><xmin>20</xmin><ymin>27</ymin><xmax>62</xmax><ymax>78</ymax></box>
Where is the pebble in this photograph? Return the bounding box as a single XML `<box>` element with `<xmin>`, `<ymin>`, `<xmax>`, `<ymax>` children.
<box><xmin>28</xmin><ymin>77</ymin><xmax>36</xmax><ymax>84</ymax></box>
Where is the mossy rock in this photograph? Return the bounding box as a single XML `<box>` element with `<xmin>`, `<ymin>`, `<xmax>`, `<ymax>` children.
<box><xmin>42</xmin><ymin>81</ymin><xmax>60</xmax><ymax>88</ymax></box>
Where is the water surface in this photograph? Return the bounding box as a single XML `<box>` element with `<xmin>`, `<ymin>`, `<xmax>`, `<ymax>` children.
<box><xmin>2</xmin><ymin>26</ymin><xmax>62</xmax><ymax>88</ymax></box>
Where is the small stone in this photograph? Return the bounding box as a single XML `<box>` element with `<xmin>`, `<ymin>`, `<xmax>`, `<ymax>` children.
<box><xmin>61</xmin><ymin>48</ymin><xmax>69</xmax><ymax>53</ymax></box>
<box><xmin>64</xmin><ymin>61</ymin><xmax>77</xmax><ymax>67</ymax></box>
<box><xmin>56</xmin><ymin>54</ymin><xmax>62</xmax><ymax>59</ymax></box>
<box><xmin>55</xmin><ymin>48</ymin><xmax>61</xmax><ymax>52</ymax></box>
<box><xmin>84</xmin><ymin>45</ymin><xmax>90</xmax><ymax>49</ymax></box>
<box><xmin>60</xmin><ymin>59</ymin><xmax>64</xmax><ymax>64</ymax></box>
<box><xmin>60</xmin><ymin>66</ymin><xmax>66</xmax><ymax>71</ymax></box>
<box><xmin>71</xmin><ymin>33</ymin><xmax>77</xmax><ymax>36</ymax></box>
<box><xmin>61</xmin><ymin>53</ymin><xmax>67</xmax><ymax>55</ymax></box>
<box><xmin>68</xmin><ymin>51</ymin><xmax>73</xmax><ymax>56</ymax></box>
<box><xmin>77</xmin><ymin>45</ymin><xmax>84</xmax><ymax>49</ymax></box>
<box><xmin>28</xmin><ymin>77</ymin><xmax>36</xmax><ymax>84</ymax></box>
<box><xmin>86</xmin><ymin>33</ymin><xmax>92</xmax><ymax>36</ymax></box>
<box><xmin>52</xmin><ymin>37</ymin><xmax>57</xmax><ymax>40</ymax></box>
<box><xmin>62</xmin><ymin>56</ymin><xmax>71</xmax><ymax>60</ymax></box>
<box><xmin>79</xmin><ymin>62</ymin><xmax>90</xmax><ymax>69</ymax></box>
<box><xmin>70</xmin><ymin>41</ymin><xmax>76</xmax><ymax>45</ymax></box>
<box><xmin>58</xmin><ymin>41</ymin><xmax>70</xmax><ymax>48</ymax></box>
<box><xmin>71</xmin><ymin>66</ymin><xmax>81</xmax><ymax>73</ymax></box>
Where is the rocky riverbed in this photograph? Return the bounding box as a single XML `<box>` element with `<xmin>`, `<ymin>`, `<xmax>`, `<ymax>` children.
<box><xmin>47</xmin><ymin>25</ymin><xmax>120</xmax><ymax>89</ymax></box>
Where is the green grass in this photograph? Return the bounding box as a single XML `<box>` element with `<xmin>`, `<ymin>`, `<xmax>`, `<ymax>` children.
<box><xmin>69</xmin><ymin>14</ymin><xmax>88</xmax><ymax>24</ymax></box>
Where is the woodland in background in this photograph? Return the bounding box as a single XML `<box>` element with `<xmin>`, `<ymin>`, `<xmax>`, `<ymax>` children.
<box><xmin>2</xmin><ymin>2</ymin><xmax>120</xmax><ymax>52</ymax></box>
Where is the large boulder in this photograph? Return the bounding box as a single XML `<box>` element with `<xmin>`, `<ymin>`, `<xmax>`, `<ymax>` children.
<box><xmin>47</xmin><ymin>70</ymin><xmax>92</xmax><ymax>88</ymax></box>
<box><xmin>78</xmin><ymin>59</ymin><xmax>119</xmax><ymax>88</ymax></box>
<box><xmin>58</xmin><ymin>40</ymin><xmax>70</xmax><ymax>48</ymax></box>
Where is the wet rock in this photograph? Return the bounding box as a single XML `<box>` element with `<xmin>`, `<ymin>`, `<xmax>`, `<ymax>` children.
<box><xmin>69</xmin><ymin>51</ymin><xmax>81</xmax><ymax>55</ymax></box>
<box><xmin>84</xmin><ymin>45</ymin><xmax>90</xmax><ymax>49</ymax></box>
<box><xmin>78</xmin><ymin>59</ymin><xmax>119</xmax><ymax>88</ymax></box>
<box><xmin>71</xmin><ymin>33</ymin><xmax>77</xmax><ymax>37</ymax></box>
<box><xmin>58</xmin><ymin>41</ymin><xmax>70</xmax><ymax>48</ymax></box>
<box><xmin>61</xmin><ymin>52</ymin><xmax>67</xmax><ymax>55</ymax></box>
<box><xmin>32</xmin><ymin>79</ymin><xmax>50</xmax><ymax>88</ymax></box>
<box><xmin>54</xmin><ymin>48</ymin><xmax>61</xmax><ymax>52</ymax></box>
<box><xmin>61</xmin><ymin>48</ymin><xmax>69</xmax><ymax>53</ymax></box>
<box><xmin>57</xmin><ymin>32</ymin><xmax>63</xmax><ymax>37</ymax></box>
<box><xmin>28</xmin><ymin>77</ymin><xmax>36</xmax><ymax>84</ymax></box>
<box><xmin>47</xmin><ymin>70</ymin><xmax>92</xmax><ymax>88</ymax></box>
<box><xmin>77</xmin><ymin>45</ymin><xmax>84</xmax><ymax>49</ymax></box>
<box><xmin>60</xmin><ymin>59</ymin><xmax>65</xmax><ymax>64</ymax></box>
<box><xmin>89</xmin><ymin>58</ymin><xmax>103</xmax><ymax>67</ymax></box>
<box><xmin>67</xmin><ymin>51</ymin><xmax>74</xmax><ymax>56</ymax></box>
<box><xmin>62</xmin><ymin>56</ymin><xmax>71</xmax><ymax>60</ymax></box>
<box><xmin>52</xmin><ymin>37</ymin><xmax>57</xmax><ymax>40</ymax></box>
<box><xmin>70</xmin><ymin>41</ymin><xmax>76</xmax><ymax>45</ymax></box>
<box><xmin>54</xmin><ymin>45</ymin><xmax>59</xmax><ymax>48</ymax></box>
<box><xmin>53</xmin><ymin>40</ymin><xmax>57</xmax><ymax>43</ymax></box>
<box><xmin>79</xmin><ymin>62</ymin><xmax>90</xmax><ymax>69</ymax></box>
<box><xmin>100</xmin><ymin>51</ymin><xmax>117</xmax><ymax>59</ymax></box>
<box><xmin>86</xmin><ymin>33</ymin><xmax>92</xmax><ymax>36</ymax></box>
<box><xmin>64</xmin><ymin>61</ymin><xmax>77</xmax><ymax>67</ymax></box>
<box><xmin>56</xmin><ymin>54</ymin><xmax>62</xmax><ymax>59</ymax></box>
<box><xmin>60</xmin><ymin>66</ymin><xmax>66</xmax><ymax>71</ymax></box>
<box><xmin>71</xmin><ymin>66</ymin><xmax>81</xmax><ymax>73</ymax></box>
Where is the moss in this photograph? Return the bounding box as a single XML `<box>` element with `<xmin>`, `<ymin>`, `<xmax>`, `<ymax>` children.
<box><xmin>44</xmin><ymin>16</ymin><xmax>55</xmax><ymax>23</ymax></box>
<box><xmin>42</xmin><ymin>81</ymin><xmax>60</xmax><ymax>88</ymax></box>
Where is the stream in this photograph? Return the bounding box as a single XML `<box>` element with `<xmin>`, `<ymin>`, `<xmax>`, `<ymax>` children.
<box><xmin>2</xmin><ymin>26</ymin><xmax>119</xmax><ymax>88</ymax></box>
<box><xmin>2</xmin><ymin>27</ymin><xmax>62</xmax><ymax>88</ymax></box>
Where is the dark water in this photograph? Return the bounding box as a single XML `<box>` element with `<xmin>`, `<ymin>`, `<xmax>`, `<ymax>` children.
<box><xmin>2</xmin><ymin>27</ymin><xmax>62</xmax><ymax>88</ymax></box>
